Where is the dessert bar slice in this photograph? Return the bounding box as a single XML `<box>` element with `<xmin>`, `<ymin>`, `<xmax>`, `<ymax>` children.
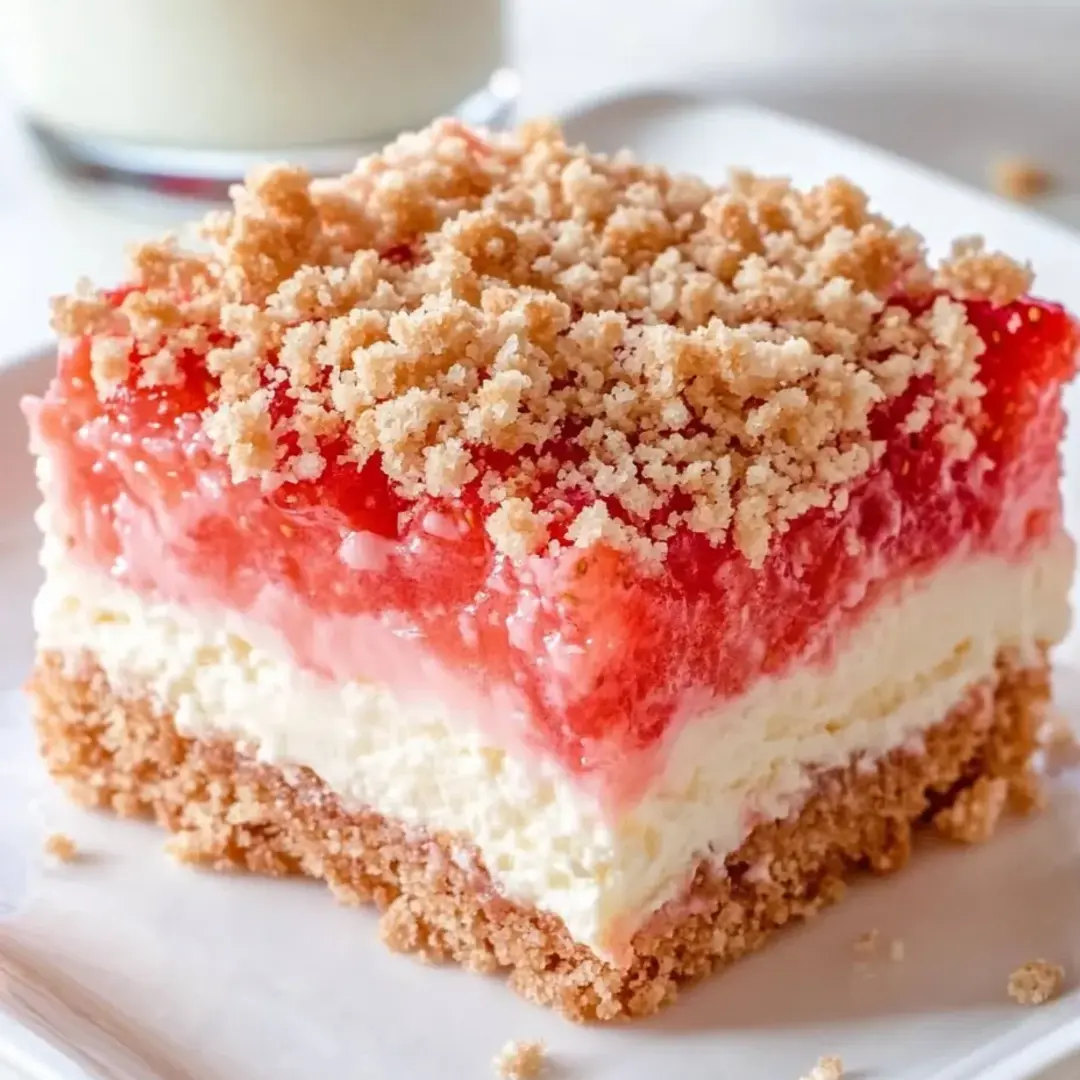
<box><xmin>26</xmin><ymin>120</ymin><xmax>1076</xmax><ymax>1020</ymax></box>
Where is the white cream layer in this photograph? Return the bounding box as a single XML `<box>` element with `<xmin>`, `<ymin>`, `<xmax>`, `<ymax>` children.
<box><xmin>33</xmin><ymin>538</ymin><xmax>1073</xmax><ymax>954</ymax></box>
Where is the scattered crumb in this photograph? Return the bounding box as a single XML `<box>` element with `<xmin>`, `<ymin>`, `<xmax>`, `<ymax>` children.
<box><xmin>1043</xmin><ymin>709</ymin><xmax>1077</xmax><ymax>748</ymax></box>
<box><xmin>1041</xmin><ymin>709</ymin><xmax>1080</xmax><ymax>773</ymax></box>
<box><xmin>853</xmin><ymin>928</ymin><xmax>904</xmax><ymax>969</ymax></box>
<box><xmin>932</xmin><ymin>775</ymin><xmax>1008</xmax><ymax>843</ymax></box>
<box><xmin>51</xmin><ymin>119</ymin><xmax>1033</xmax><ymax>572</ymax></box>
<box><xmin>800</xmin><ymin>1055</ymin><xmax>844</xmax><ymax>1080</ymax></box>
<box><xmin>1008</xmin><ymin>960</ymin><xmax>1064</xmax><ymax>1006</ymax></box>
<box><xmin>991</xmin><ymin>157</ymin><xmax>1055</xmax><ymax>202</ymax></box>
<box><xmin>853</xmin><ymin>928</ymin><xmax>880</xmax><ymax>956</ymax></box>
<box><xmin>43</xmin><ymin>832</ymin><xmax>78</xmax><ymax>862</ymax></box>
<box><xmin>493</xmin><ymin>1040</ymin><xmax>546</xmax><ymax>1079</ymax></box>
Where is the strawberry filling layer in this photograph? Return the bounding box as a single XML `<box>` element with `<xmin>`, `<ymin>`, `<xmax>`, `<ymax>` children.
<box><xmin>27</xmin><ymin>296</ymin><xmax>1076</xmax><ymax>797</ymax></box>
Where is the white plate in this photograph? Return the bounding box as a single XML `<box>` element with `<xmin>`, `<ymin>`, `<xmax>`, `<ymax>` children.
<box><xmin>2</xmin><ymin>102</ymin><xmax>1080</xmax><ymax>1080</ymax></box>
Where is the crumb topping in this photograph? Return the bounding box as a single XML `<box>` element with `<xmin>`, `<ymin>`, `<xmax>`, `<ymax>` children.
<box><xmin>43</xmin><ymin>832</ymin><xmax>78</xmax><ymax>861</ymax></box>
<box><xmin>1008</xmin><ymin>959</ymin><xmax>1064</xmax><ymax>1006</ymax></box>
<box><xmin>52</xmin><ymin>120</ymin><xmax>1034</xmax><ymax>568</ymax></box>
<box><xmin>493</xmin><ymin>1040</ymin><xmax>546</xmax><ymax>1079</ymax></box>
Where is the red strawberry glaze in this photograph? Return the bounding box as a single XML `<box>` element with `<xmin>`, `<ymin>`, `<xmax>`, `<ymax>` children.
<box><xmin>27</xmin><ymin>296</ymin><xmax>1076</xmax><ymax>798</ymax></box>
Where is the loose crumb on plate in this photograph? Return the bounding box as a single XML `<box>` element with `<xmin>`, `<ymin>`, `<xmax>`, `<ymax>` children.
<box><xmin>800</xmin><ymin>1055</ymin><xmax>844</xmax><ymax>1080</ymax></box>
<box><xmin>990</xmin><ymin>157</ymin><xmax>1055</xmax><ymax>202</ymax></box>
<box><xmin>493</xmin><ymin>1040</ymin><xmax>546</xmax><ymax>1079</ymax></box>
<box><xmin>1008</xmin><ymin>960</ymin><xmax>1064</xmax><ymax>1006</ymax></box>
<box><xmin>1041</xmin><ymin>709</ymin><xmax>1080</xmax><ymax>773</ymax></box>
<box><xmin>1042</xmin><ymin>709</ymin><xmax>1078</xmax><ymax>748</ymax></box>
<box><xmin>43</xmin><ymin>832</ymin><xmax>78</xmax><ymax>862</ymax></box>
<box><xmin>853</xmin><ymin>928</ymin><xmax>880</xmax><ymax>956</ymax></box>
<box><xmin>853</xmin><ymin>928</ymin><xmax>904</xmax><ymax>969</ymax></box>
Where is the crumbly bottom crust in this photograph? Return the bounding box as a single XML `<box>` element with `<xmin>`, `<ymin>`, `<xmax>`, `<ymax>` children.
<box><xmin>29</xmin><ymin>649</ymin><xmax>1048</xmax><ymax>1021</ymax></box>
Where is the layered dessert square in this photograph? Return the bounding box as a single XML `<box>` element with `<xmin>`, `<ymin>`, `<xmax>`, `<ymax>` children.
<box><xmin>26</xmin><ymin>121</ymin><xmax>1076</xmax><ymax>1020</ymax></box>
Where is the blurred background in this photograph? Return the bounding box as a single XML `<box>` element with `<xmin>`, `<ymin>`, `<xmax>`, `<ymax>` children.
<box><xmin>3</xmin><ymin>0</ymin><xmax>1080</xmax><ymax>361</ymax></box>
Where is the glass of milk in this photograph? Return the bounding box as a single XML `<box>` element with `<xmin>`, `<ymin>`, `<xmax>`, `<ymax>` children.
<box><xmin>0</xmin><ymin>0</ymin><xmax>513</xmax><ymax>185</ymax></box>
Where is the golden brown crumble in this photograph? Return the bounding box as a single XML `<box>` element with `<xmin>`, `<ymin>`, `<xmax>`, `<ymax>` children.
<box><xmin>43</xmin><ymin>832</ymin><xmax>78</xmax><ymax>862</ymax></box>
<box><xmin>991</xmin><ymin>157</ymin><xmax>1055</xmax><ymax>202</ymax></box>
<box><xmin>1008</xmin><ymin>960</ymin><xmax>1064</xmax><ymax>1006</ymax></box>
<box><xmin>52</xmin><ymin>120</ymin><xmax>1034</xmax><ymax>568</ymax></box>
<box><xmin>931</xmin><ymin>774</ymin><xmax>1008</xmax><ymax>842</ymax></box>
<box><xmin>800</xmin><ymin>1056</ymin><xmax>844</xmax><ymax>1080</ymax></box>
<box><xmin>493</xmin><ymin>1040</ymin><xmax>546</xmax><ymax>1079</ymax></box>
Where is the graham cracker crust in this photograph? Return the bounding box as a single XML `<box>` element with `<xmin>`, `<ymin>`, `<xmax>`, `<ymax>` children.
<box><xmin>29</xmin><ymin>648</ymin><xmax>1049</xmax><ymax>1022</ymax></box>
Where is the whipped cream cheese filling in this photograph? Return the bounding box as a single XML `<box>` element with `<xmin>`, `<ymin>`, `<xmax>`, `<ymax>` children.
<box><xmin>33</xmin><ymin>532</ymin><xmax>1074</xmax><ymax>954</ymax></box>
